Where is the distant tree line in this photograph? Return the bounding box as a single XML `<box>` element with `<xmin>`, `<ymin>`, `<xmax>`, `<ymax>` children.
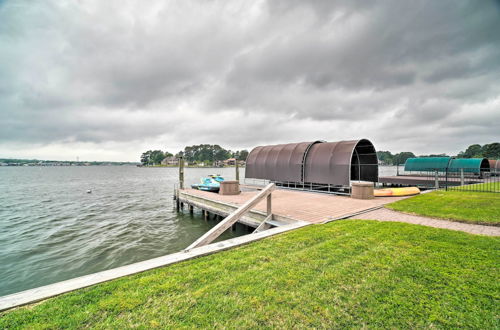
<box><xmin>377</xmin><ymin>142</ymin><xmax>499</xmax><ymax>165</ymax></box>
<box><xmin>0</xmin><ymin>158</ymin><xmax>138</xmax><ymax>166</ymax></box>
<box><xmin>141</xmin><ymin>142</ymin><xmax>499</xmax><ymax>166</ymax></box>
<box><xmin>376</xmin><ymin>151</ymin><xmax>416</xmax><ymax>165</ymax></box>
<box><xmin>140</xmin><ymin>145</ymin><xmax>249</xmax><ymax>166</ymax></box>
<box><xmin>456</xmin><ymin>143</ymin><xmax>500</xmax><ymax>159</ymax></box>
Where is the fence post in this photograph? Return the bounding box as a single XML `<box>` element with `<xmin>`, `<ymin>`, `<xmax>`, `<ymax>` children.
<box><xmin>445</xmin><ymin>168</ymin><xmax>448</xmax><ymax>191</ymax></box>
<box><xmin>460</xmin><ymin>168</ymin><xmax>464</xmax><ymax>186</ymax></box>
<box><xmin>434</xmin><ymin>170</ymin><xmax>439</xmax><ymax>190</ymax></box>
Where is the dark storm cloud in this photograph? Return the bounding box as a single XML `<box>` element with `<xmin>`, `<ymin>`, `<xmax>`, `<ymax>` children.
<box><xmin>0</xmin><ymin>0</ymin><xmax>499</xmax><ymax>160</ymax></box>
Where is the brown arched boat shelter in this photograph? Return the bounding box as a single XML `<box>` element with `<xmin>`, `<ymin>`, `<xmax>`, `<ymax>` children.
<box><xmin>245</xmin><ymin>139</ymin><xmax>378</xmax><ymax>193</ymax></box>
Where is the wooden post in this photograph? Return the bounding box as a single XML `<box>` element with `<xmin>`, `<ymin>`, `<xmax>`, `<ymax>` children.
<box><xmin>204</xmin><ymin>210</ymin><xmax>208</xmax><ymax>221</ymax></box>
<box><xmin>175</xmin><ymin>187</ymin><xmax>180</xmax><ymax>210</ymax></box>
<box><xmin>185</xmin><ymin>183</ymin><xmax>275</xmax><ymax>250</ymax></box>
<box><xmin>235</xmin><ymin>160</ymin><xmax>240</xmax><ymax>182</ymax></box>
<box><xmin>267</xmin><ymin>194</ymin><xmax>272</xmax><ymax>216</ymax></box>
<box><xmin>179</xmin><ymin>156</ymin><xmax>184</xmax><ymax>190</ymax></box>
<box><xmin>189</xmin><ymin>205</ymin><xmax>193</xmax><ymax>215</ymax></box>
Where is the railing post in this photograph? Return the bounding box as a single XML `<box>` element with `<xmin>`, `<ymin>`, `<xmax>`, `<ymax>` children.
<box><xmin>267</xmin><ymin>193</ymin><xmax>272</xmax><ymax>216</ymax></box>
<box><xmin>185</xmin><ymin>183</ymin><xmax>275</xmax><ymax>250</ymax></box>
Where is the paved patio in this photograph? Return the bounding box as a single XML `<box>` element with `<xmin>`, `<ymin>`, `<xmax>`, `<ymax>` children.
<box><xmin>182</xmin><ymin>188</ymin><xmax>404</xmax><ymax>224</ymax></box>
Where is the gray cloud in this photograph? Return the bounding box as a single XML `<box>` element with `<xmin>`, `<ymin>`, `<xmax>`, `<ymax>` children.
<box><xmin>0</xmin><ymin>0</ymin><xmax>499</xmax><ymax>161</ymax></box>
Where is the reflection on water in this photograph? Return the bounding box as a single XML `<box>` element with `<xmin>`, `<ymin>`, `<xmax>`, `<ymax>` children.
<box><xmin>0</xmin><ymin>166</ymin><xmax>247</xmax><ymax>296</ymax></box>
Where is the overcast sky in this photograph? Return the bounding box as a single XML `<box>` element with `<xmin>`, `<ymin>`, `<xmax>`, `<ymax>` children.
<box><xmin>1</xmin><ymin>0</ymin><xmax>499</xmax><ymax>161</ymax></box>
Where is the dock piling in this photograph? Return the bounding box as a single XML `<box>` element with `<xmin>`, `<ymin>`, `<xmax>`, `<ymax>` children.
<box><xmin>235</xmin><ymin>160</ymin><xmax>240</xmax><ymax>183</ymax></box>
<box><xmin>179</xmin><ymin>156</ymin><xmax>184</xmax><ymax>190</ymax></box>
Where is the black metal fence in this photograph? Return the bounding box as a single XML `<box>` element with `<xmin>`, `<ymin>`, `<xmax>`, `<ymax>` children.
<box><xmin>399</xmin><ymin>167</ymin><xmax>500</xmax><ymax>193</ymax></box>
<box><xmin>444</xmin><ymin>167</ymin><xmax>499</xmax><ymax>193</ymax></box>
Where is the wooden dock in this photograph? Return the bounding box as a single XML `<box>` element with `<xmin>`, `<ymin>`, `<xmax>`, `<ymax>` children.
<box><xmin>177</xmin><ymin>186</ymin><xmax>405</xmax><ymax>226</ymax></box>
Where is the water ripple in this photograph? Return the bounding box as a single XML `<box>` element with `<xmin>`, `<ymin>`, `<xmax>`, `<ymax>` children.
<box><xmin>0</xmin><ymin>166</ymin><xmax>249</xmax><ymax>296</ymax></box>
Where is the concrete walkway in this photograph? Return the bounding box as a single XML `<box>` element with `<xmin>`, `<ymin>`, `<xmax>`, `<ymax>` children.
<box><xmin>350</xmin><ymin>208</ymin><xmax>500</xmax><ymax>236</ymax></box>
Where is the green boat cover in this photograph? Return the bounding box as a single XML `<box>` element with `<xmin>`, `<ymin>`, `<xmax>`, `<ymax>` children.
<box><xmin>404</xmin><ymin>157</ymin><xmax>451</xmax><ymax>172</ymax></box>
<box><xmin>448</xmin><ymin>158</ymin><xmax>490</xmax><ymax>173</ymax></box>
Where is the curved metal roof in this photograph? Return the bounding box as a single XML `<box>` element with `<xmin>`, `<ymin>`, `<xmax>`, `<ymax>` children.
<box><xmin>404</xmin><ymin>157</ymin><xmax>451</xmax><ymax>172</ymax></box>
<box><xmin>304</xmin><ymin>139</ymin><xmax>378</xmax><ymax>186</ymax></box>
<box><xmin>245</xmin><ymin>139</ymin><xmax>378</xmax><ymax>186</ymax></box>
<box><xmin>489</xmin><ymin>159</ymin><xmax>500</xmax><ymax>170</ymax></box>
<box><xmin>245</xmin><ymin>141</ymin><xmax>320</xmax><ymax>182</ymax></box>
<box><xmin>448</xmin><ymin>158</ymin><xmax>490</xmax><ymax>173</ymax></box>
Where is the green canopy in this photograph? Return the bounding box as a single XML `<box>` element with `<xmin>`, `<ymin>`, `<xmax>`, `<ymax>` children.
<box><xmin>404</xmin><ymin>157</ymin><xmax>451</xmax><ymax>172</ymax></box>
<box><xmin>448</xmin><ymin>158</ymin><xmax>490</xmax><ymax>173</ymax></box>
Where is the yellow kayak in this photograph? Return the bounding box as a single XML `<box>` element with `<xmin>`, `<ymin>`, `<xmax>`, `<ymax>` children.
<box><xmin>375</xmin><ymin>187</ymin><xmax>420</xmax><ymax>197</ymax></box>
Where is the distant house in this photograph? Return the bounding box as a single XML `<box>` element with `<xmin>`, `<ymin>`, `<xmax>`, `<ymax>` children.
<box><xmin>161</xmin><ymin>156</ymin><xmax>179</xmax><ymax>166</ymax></box>
<box><xmin>223</xmin><ymin>158</ymin><xmax>237</xmax><ymax>166</ymax></box>
<box><xmin>214</xmin><ymin>160</ymin><xmax>224</xmax><ymax>167</ymax></box>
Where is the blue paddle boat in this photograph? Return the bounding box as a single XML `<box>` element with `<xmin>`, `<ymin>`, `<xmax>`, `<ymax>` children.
<box><xmin>208</xmin><ymin>174</ymin><xmax>225</xmax><ymax>183</ymax></box>
<box><xmin>191</xmin><ymin>176</ymin><xmax>223</xmax><ymax>192</ymax></box>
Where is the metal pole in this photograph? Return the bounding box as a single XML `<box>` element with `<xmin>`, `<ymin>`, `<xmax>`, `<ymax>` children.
<box><xmin>434</xmin><ymin>170</ymin><xmax>439</xmax><ymax>190</ymax></box>
<box><xmin>460</xmin><ymin>168</ymin><xmax>464</xmax><ymax>186</ymax></box>
<box><xmin>354</xmin><ymin>149</ymin><xmax>361</xmax><ymax>181</ymax></box>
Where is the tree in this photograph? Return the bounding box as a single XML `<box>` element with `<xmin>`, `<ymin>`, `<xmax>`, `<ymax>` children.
<box><xmin>181</xmin><ymin>144</ymin><xmax>232</xmax><ymax>164</ymax></box>
<box><xmin>376</xmin><ymin>151</ymin><xmax>393</xmax><ymax>165</ymax></box>
<box><xmin>482</xmin><ymin>143</ymin><xmax>500</xmax><ymax>159</ymax></box>
<box><xmin>419</xmin><ymin>153</ymin><xmax>448</xmax><ymax>157</ymax></box>
<box><xmin>140</xmin><ymin>150</ymin><xmax>171</xmax><ymax>165</ymax></box>
<box><xmin>140</xmin><ymin>150</ymin><xmax>152</xmax><ymax>165</ymax></box>
<box><xmin>461</xmin><ymin>144</ymin><xmax>482</xmax><ymax>158</ymax></box>
<box><xmin>150</xmin><ymin>150</ymin><xmax>166</xmax><ymax>165</ymax></box>
<box><xmin>392</xmin><ymin>152</ymin><xmax>416</xmax><ymax>165</ymax></box>
<box><xmin>238</xmin><ymin>149</ymin><xmax>249</xmax><ymax>160</ymax></box>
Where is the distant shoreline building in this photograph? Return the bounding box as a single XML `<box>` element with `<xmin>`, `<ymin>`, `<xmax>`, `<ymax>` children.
<box><xmin>161</xmin><ymin>156</ymin><xmax>179</xmax><ymax>166</ymax></box>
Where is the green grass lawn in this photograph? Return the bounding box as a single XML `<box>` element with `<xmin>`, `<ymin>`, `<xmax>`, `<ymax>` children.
<box><xmin>451</xmin><ymin>181</ymin><xmax>500</xmax><ymax>193</ymax></box>
<box><xmin>387</xmin><ymin>190</ymin><xmax>500</xmax><ymax>225</ymax></box>
<box><xmin>1</xmin><ymin>221</ymin><xmax>499</xmax><ymax>328</ymax></box>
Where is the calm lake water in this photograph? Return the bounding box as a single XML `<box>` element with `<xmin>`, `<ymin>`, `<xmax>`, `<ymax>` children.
<box><xmin>0</xmin><ymin>165</ymin><xmax>398</xmax><ymax>296</ymax></box>
<box><xmin>0</xmin><ymin>166</ymin><xmax>248</xmax><ymax>296</ymax></box>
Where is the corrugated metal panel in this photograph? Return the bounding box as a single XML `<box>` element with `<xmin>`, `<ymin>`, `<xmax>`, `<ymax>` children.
<box><xmin>246</xmin><ymin>139</ymin><xmax>378</xmax><ymax>186</ymax></box>
<box><xmin>304</xmin><ymin>139</ymin><xmax>378</xmax><ymax>186</ymax></box>
<box><xmin>489</xmin><ymin>159</ymin><xmax>500</xmax><ymax>170</ymax></box>
<box><xmin>245</xmin><ymin>142</ymin><xmax>318</xmax><ymax>182</ymax></box>
<box><xmin>304</xmin><ymin>141</ymin><xmax>352</xmax><ymax>186</ymax></box>
<box><xmin>448</xmin><ymin>158</ymin><xmax>490</xmax><ymax>173</ymax></box>
<box><xmin>404</xmin><ymin>157</ymin><xmax>451</xmax><ymax>172</ymax></box>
